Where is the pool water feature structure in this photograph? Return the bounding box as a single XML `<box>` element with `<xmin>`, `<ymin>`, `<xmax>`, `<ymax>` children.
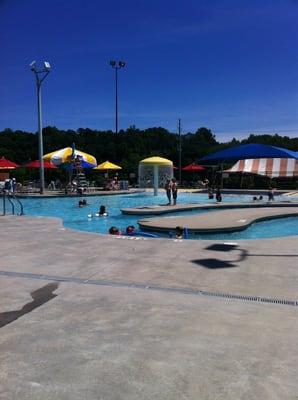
<box><xmin>138</xmin><ymin>157</ymin><xmax>173</xmax><ymax>196</ymax></box>
<box><xmin>9</xmin><ymin>192</ymin><xmax>298</xmax><ymax>240</ymax></box>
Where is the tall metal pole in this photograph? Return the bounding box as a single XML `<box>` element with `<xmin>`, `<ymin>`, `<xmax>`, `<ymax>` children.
<box><xmin>30</xmin><ymin>61</ymin><xmax>51</xmax><ymax>195</ymax></box>
<box><xmin>178</xmin><ymin>118</ymin><xmax>182</xmax><ymax>185</ymax></box>
<box><xmin>115</xmin><ymin>67</ymin><xmax>118</xmax><ymax>134</ymax></box>
<box><xmin>36</xmin><ymin>81</ymin><xmax>45</xmax><ymax>194</ymax></box>
<box><xmin>109</xmin><ymin>60</ymin><xmax>125</xmax><ymax>133</ymax></box>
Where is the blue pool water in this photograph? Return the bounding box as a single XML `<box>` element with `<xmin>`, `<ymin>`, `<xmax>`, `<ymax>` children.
<box><xmin>4</xmin><ymin>192</ymin><xmax>298</xmax><ymax>239</ymax></box>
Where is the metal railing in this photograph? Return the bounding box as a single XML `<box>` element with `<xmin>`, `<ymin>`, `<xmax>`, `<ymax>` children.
<box><xmin>1</xmin><ymin>191</ymin><xmax>24</xmax><ymax>216</ymax></box>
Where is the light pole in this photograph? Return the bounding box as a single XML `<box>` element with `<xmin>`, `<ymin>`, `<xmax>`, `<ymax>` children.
<box><xmin>178</xmin><ymin>118</ymin><xmax>182</xmax><ymax>185</ymax></box>
<box><xmin>109</xmin><ymin>60</ymin><xmax>126</xmax><ymax>133</ymax></box>
<box><xmin>29</xmin><ymin>60</ymin><xmax>51</xmax><ymax>194</ymax></box>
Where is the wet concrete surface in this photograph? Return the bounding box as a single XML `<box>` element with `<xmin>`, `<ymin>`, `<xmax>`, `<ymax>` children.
<box><xmin>0</xmin><ymin>215</ymin><xmax>298</xmax><ymax>399</ymax></box>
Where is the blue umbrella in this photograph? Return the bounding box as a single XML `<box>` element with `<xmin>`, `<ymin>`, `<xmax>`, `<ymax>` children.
<box><xmin>200</xmin><ymin>143</ymin><xmax>298</xmax><ymax>164</ymax></box>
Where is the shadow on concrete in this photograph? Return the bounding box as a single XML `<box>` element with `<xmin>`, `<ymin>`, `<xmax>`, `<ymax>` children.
<box><xmin>192</xmin><ymin>246</ymin><xmax>248</xmax><ymax>269</ymax></box>
<box><xmin>0</xmin><ymin>282</ymin><xmax>59</xmax><ymax>328</ymax></box>
<box><xmin>192</xmin><ymin>258</ymin><xmax>237</xmax><ymax>269</ymax></box>
<box><xmin>205</xmin><ymin>244</ymin><xmax>238</xmax><ymax>252</ymax></box>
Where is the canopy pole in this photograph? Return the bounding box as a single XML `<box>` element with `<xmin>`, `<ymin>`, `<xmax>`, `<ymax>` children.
<box><xmin>153</xmin><ymin>165</ymin><xmax>158</xmax><ymax>196</ymax></box>
<box><xmin>220</xmin><ymin>164</ymin><xmax>223</xmax><ymax>189</ymax></box>
<box><xmin>240</xmin><ymin>173</ymin><xmax>243</xmax><ymax>189</ymax></box>
<box><xmin>69</xmin><ymin>169</ymin><xmax>72</xmax><ymax>184</ymax></box>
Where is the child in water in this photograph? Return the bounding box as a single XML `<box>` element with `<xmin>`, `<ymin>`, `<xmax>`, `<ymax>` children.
<box><xmin>126</xmin><ymin>225</ymin><xmax>136</xmax><ymax>235</ymax></box>
<box><xmin>78</xmin><ymin>199</ymin><xmax>87</xmax><ymax>207</ymax></box>
<box><xmin>175</xmin><ymin>226</ymin><xmax>183</xmax><ymax>239</ymax></box>
<box><xmin>99</xmin><ymin>205</ymin><xmax>108</xmax><ymax>216</ymax></box>
<box><xmin>109</xmin><ymin>226</ymin><xmax>120</xmax><ymax>235</ymax></box>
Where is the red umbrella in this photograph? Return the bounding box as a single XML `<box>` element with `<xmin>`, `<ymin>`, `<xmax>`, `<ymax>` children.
<box><xmin>182</xmin><ymin>163</ymin><xmax>205</xmax><ymax>171</ymax></box>
<box><xmin>0</xmin><ymin>156</ymin><xmax>19</xmax><ymax>169</ymax></box>
<box><xmin>24</xmin><ymin>160</ymin><xmax>57</xmax><ymax>169</ymax></box>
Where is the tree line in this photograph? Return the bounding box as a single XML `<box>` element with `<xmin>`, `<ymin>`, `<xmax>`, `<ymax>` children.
<box><xmin>0</xmin><ymin>126</ymin><xmax>297</xmax><ymax>187</ymax></box>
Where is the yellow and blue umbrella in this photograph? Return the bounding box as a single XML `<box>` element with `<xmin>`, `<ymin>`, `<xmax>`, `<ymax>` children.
<box><xmin>43</xmin><ymin>147</ymin><xmax>97</xmax><ymax>169</ymax></box>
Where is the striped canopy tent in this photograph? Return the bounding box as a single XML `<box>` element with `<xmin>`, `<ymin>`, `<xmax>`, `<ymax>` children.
<box><xmin>224</xmin><ymin>158</ymin><xmax>298</xmax><ymax>178</ymax></box>
<box><xmin>43</xmin><ymin>147</ymin><xmax>97</xmax><ymax>169</ymax></box>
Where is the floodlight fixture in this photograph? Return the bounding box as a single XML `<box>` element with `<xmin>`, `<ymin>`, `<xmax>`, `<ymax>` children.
<box><xmin>44</xmin><ymin>61</ymin><xmax>51</xmax><ymax>70</ymax></box>
<box><xmin>119</xmin><ymin>61</ymin><xmax>126</xmax><ymax>68</ymax></box>
<box><xmin>110</xmin><ymin>60</ymin><xmax>116</xmax><ymax>66</ymax></box>
<box><xmin>29</xmin><ymin>60</ymin><xmax>37</xmax><ymax>71</ymax></box>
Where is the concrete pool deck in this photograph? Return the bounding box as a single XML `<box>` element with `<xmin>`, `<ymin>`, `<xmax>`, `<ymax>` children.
<box><xmin>121</xmin><ymin>200</ymin><xmax>298</xmax><ymax>215</ymax></box>
<box><xmin>0</xmin><ymin>215</ymin><xmax>298</xmax><ymax>399</ymax></box>
<box><xmin>138</xmin><ymin>206</ymin><xmax>298</xmax><ymax>233</ymax></box>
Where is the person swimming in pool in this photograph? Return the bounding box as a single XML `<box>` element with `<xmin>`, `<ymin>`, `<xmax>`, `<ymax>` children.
<box><xmin>109</xmin><ymin>226</ymin><xmax>120</xmax><ymax>235</ymax></box>
<box><xmin>126</xmin><ymin>225</ymin><xmax>136</xmax><ymax>235</ymax></box>
<box><xmin>99</xmin><ymin>205</ymin><xmax>108</xmax><ymax>216</ymax></box>
<box><xmin>78</xmin><ymin>199</ymin><xmax>87</xmax><ymax>207</ymax></box>
<box><xmin>175</xmin><ymin>226</ymin><xmax>183</xmax><ymax>239</ymax></box>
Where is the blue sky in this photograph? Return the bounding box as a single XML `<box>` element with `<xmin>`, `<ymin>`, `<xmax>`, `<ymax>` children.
<box><xmin>0</xmin><ymin>0</ymin><xmax>297</xmax><ymax>141</ymax></box>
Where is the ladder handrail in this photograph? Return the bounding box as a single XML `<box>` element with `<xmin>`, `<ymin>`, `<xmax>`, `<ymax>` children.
<box><xmin>0</xmin><ymin>191</ymin><xmax>24</xmax><ymax>216</ymax></box>
<box><xmin>12</xmin><ymin>195</ymin><xmax>24</xmax><ymax>215</ymax></box>
<box><xmin>7</xmin><ymin>195</ymin><xmax>15</xmax><ymax>215</ymax></box>
<box><xmin>1</xmin><ymin>191</ymin><xmax>5</xmax><ymax>215</ymax></box>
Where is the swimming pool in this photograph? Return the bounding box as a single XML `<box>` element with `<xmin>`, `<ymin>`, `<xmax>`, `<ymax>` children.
<box><xmin>4</xmin><ymin>192</ymin><xmax>298</xmax><ymax>239</ymax></box>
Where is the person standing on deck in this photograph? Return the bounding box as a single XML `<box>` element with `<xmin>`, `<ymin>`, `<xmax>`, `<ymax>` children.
<box><xmin>165</xmin><ymin>179</ymin><xmax>172</xmax><ymax>205</ymax></box>
<box><xmin>215</xmin><ymin>188</ymin><xmax>222</xmax><ymax>203</ymax></box>
<box><xmin>171</xmin><ymin>178</ymin><xmax>178</xmax><ymax>205</ymax></box>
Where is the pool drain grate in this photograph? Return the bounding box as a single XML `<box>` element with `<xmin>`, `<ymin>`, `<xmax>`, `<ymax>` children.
<box><xmin>0</xmin><ymin>270</ymin><xmax>297</xmax><ymax>307</ymax></box>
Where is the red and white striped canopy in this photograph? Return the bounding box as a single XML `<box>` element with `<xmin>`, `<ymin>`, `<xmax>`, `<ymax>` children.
<box><xmin>225</xmin><ymin>158</ymin><xmax>298</xmax><ymax>178</ymax></box>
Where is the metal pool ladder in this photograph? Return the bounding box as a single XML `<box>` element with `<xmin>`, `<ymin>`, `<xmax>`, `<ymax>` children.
<box><xmin>1</xmin><ymin>191</ymin><xmax>24</xmax><ymax>216</ymax></box>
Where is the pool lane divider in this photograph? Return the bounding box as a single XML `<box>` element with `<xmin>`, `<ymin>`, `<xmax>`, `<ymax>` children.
<box><xmin>0</xmin><ymin>270</ymin><xmax>297</xmax><ymax>308</ymax></box>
